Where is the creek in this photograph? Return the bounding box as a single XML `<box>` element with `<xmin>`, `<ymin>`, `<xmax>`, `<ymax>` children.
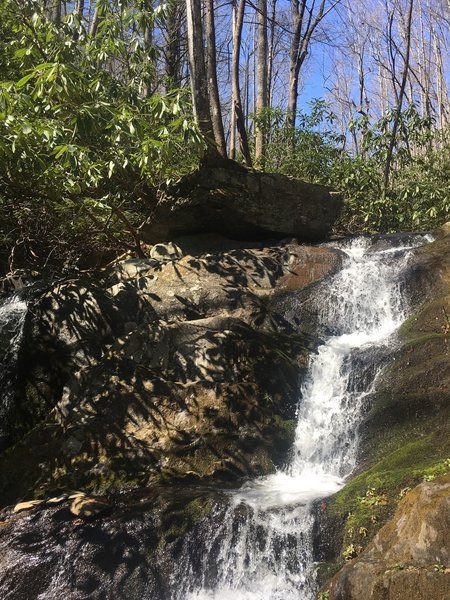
<box><xmin>0</xmin><ymin>293</ymin><xmax>28</xmax><ymax>450</ymax></box>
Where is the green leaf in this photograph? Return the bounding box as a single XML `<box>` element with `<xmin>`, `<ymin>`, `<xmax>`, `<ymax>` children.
<box><xmin>16</xmin><ymin>73</ymin><xmax>35</xmax><ymax>88</ymax></box>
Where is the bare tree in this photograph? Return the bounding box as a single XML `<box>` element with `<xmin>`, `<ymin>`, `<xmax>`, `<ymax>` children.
<box><xmin>255</xmin><ymin>0</ymin><xmax>268</xmax><ymax>164</ymax></box>
<box><xmin>185</xmin><ymin>0</ymin><xmax>221</xmax><ymax>160</ymax></box>
<box><xmin>205</xmin><ymin>0</ymin><xmax>228</xmax><ymax>157</ymax></box>
<box><xmin>286</xmin><ymin>0</ymin><xmax>341</xmax><ymax>131</ymax></box>
<box><xmin>89</xmin><ymin>2</ymin><xmax>101</xmax><ymax>36</ymax></box>
<box><xmin>231</xmin><ymin>0</ymin><xmax>253</xmax><ymax>165</ymax></box>
<box><xmin>142</xmin><ymin>0</ymin><xmax>154</xmax><ymax>98</ymax></box>
<box><xmin>76</xmin><ymin>0</ymin><xmax>84</xmax><ymax>19</ymax></box>
<box><xmin>52</xmin><ymin>0</ymin><xmax>61</xmax><ymax>24</ymax></box>
<box><xmin>164</xmin><ymin>0</ymin><xmax>184</xmax><ymax>89</ymax></box>
<box><xmin>383</xmin><ymin>0</ymin><xmax>415</xmax><ymax>191</ymax></box>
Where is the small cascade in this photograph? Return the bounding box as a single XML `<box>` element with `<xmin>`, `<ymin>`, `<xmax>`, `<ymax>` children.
<box><xmin>173</xmin><ymin>234</ymin><xmax>432</xmax><ymax>600</ymax></box>
<box><xmin>0</xmin><ymin>294</ymin><xmax>28</xmax><ymax>449</ymax></box>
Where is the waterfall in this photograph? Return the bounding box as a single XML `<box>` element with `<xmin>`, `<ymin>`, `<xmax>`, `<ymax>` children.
<box><xmin>173</xmin><ymin>234</ymin><xmax>432</xmax><ymax>600</ymax></box>
<box><xmin>0</xmin><ymin>294</ymin><xmax>28</xmax><ymax>449</ymax></box>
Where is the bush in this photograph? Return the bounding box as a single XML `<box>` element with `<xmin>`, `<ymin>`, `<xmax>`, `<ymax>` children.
<box><xmin>0</xmin><ymin>0</ymin><xmax>202</xmax><ymax>271</ymax></box>
<box><xmin>264</xmin><ymin>100</ymin><xmax>450</xmax><ymax>234</ymax></box>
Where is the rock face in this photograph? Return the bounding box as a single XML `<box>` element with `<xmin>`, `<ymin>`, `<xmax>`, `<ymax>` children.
<box><xmin>0</xmin><ymin>485</ymin><xmax>229</xmax><ymax>600</ymax></box>
<box><xmin>328</xmin><ymin>476</ymin><xmax>450</xmax><ymax>600</ymax></box>
<box><xmin>141</xmin><ymin>167</ymin><xmax>343</xmax><ymax>243</ymax></box>
<box><xmin>0</xmin><ymin>236</ymin><xmax>343</xmax><ymax>506</ymax></box>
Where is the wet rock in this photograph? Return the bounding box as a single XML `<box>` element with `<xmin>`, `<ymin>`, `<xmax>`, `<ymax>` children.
<box><xmin>0</xmin><ymin>485</ymin><xmax>227</xmax><ymax>600</ymax></box>
<box><xmin>328</xmin><ymin>476</ymin><xmax>450</xmax><ymax>600</ymax></box>
<box><xmin>142</xmin><ymin>166</ymin><xmax>343</xmax><ymax>243</ymax></box>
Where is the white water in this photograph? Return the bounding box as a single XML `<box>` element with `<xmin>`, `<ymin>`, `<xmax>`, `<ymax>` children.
<box><xmin>0</xmin><ymin>294</ymin><xmax>28</xmax><ymax>445</ymax></box>
<box><xmin>173</xmin><ymin>235</ymin><xmax>432</xmax><ymax>600</ymax></box>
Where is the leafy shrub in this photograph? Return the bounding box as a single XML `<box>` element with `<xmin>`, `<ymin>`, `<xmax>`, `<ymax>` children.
<box><xmin>264</xmin><ymin>100</ymin><xmax>450</xmax><ymax>234</ymax></box>
<box><xmin>0</xmin><ymin>0</ymin><xmax>202</xmax><ymax>270</ymax></box>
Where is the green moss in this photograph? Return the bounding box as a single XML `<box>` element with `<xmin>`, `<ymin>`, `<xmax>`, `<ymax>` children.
<box><xmin>270</xmin><ymin>415</ymin><xmax>297</xmax><ymax>439</ymax></box>
<box><xmin>328</xmin><ymin>428</ymin><xmax>450</xmax><ymax>560</ymax></box>
<box><xmin>158</xmin><ymin>495</ymin><xmax>213</xmax><ymax>547</ymax></box>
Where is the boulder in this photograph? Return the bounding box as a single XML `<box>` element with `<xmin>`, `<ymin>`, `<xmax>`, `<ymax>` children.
<box><xmin>0</xmin><ymin>485</ymin><xmax>229</xmax><ymax>600</ymax></box>
<box><xmin>0</xmin><ymin>316</ymin><xmax>309</xmax><ymax>505</ymax></box>
<box><xmin>141</xmin><ymin>167</ymin><xmax>343</xmax><ymax>243</ymax></box>
<box><xmin>104</xmin><ymin>240</ymin><xmax>343</xmax><ymax>331</ymax></box>
<box><xmin>328</xmin><ymin>476</ymin><xmax>450</xmax><ymax>600</ymax></box>
<box><xmin>0</xmin><ymin>238</ymin><xmax>343</xmax><ymax>506</ymax></box>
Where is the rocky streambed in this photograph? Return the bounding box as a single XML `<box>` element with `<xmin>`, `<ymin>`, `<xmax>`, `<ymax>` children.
<box><xmin>0</xmin><ymin>222</ymin><xmax>449</xmax><ymax>600</ymax></box>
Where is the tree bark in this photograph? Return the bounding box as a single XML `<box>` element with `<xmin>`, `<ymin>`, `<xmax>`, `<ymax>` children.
<box><xmin>230</xmin><ymin>0</ymin><xmax>237</xmax><ymax>159</ymax></box>
<box><xmin>143</xmin><ymin>0</ymin><xmax>154</xmax><ymax>97</ymax></box>
<box><xmin>255</xmin><ymin>0</ymin><xmax>268</xmax><ymax>166</ymax></box>
<box><xmin>286</xmin><ymin>1</ymin><xmax>339</xmax><ymax>132</ymax></box>
<box><xmin>383</xmin><ymin>0</ymin><xmax>414</xmax><ymax>192</ymax></box>
<box><xmin>267</xmin><ymin>0</ymin><xmax>277</xmax><ymax>111</ymax></box>
<box><xmin>89</xmin><ymin>3</ymin><xmax>101</xmax><ymax>36</ymax></box>
<box><xmin>205</xmin><ymin>0</ymin><xmax>227</xmax><ymax>157</ymax></box>
<box><xmin>286</xmin><ymin>0</ymin><xmax>307</xmax><ymax>130</ymax></box>
<box><xmin>165</xmin><ymin>1</ymin><xmax>183</xmax><ymax>90</ymax></box>
<box><xmin>185</xmin><ymin>0</ymin><xmax>220</xmax><ymax>160</ymax></box>
<box><xmin>231</xmin><ymin>0</ymin><xmax>252</xmax><ymax>165</ymax></box>
<box><xmin>53</xmin><ymin>0</ymin><xmax>61</xmax><ymax>24</ymax></box>
<box><xmin>76</xmin><ymin>0</ymin><xmax>84</xmax><ymax>19</ymax></box>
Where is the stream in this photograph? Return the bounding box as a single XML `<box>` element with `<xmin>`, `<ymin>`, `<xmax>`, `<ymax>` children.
<box><xmin>0</xmin><ymin>293</ymin><xmax>28</xmax><ymax>450</ymax></box>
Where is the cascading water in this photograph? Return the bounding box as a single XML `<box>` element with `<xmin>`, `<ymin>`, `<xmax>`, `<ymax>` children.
<box><xmin>0</xmin><ymin>293</ymin><xmax>28</xmax><ymax>449</ymax></box>
<box><xmin>173</xmin><ymin>234</ymin><xmax>432</xmax><ymax>600</ymax></box>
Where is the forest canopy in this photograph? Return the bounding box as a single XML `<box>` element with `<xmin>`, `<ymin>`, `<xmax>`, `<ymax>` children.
<box><xmin>0</xmin><ymin>0</ymin><xmax>449</xmax><ymax>272</ymax></box>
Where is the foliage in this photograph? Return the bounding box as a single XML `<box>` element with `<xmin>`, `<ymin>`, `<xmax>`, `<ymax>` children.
<box><xmin>264</xmin><ymin>100</ymin><xmax>450</xmax><ymax>234</ymax></box>
<box><xmin>0</xmin><ymin>0</ymin><xmax>448</xmax><ymax>273</ymax></box>
<box><xmin>261</xmin><ymin>101</ymin><xmax>344</xmax><ymax>182</ymax></box>
<box><xmin>0</xmin><ymin>0</ymin><xmax>202</xmax><ymax>271</ymax></box>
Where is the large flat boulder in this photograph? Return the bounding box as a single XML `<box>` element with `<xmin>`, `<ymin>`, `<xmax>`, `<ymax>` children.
<box><xmin>0</xmin><ymin>237</ymin><xmax>343</xmax><ymax>506</ymax></box>
<box><xmin>141</xmin><ymin>167</ymin><xmax>343</xmax><ymax>243</ymax></box>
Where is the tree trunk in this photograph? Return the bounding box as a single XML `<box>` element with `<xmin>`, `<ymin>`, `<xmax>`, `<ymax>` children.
<box><xmin>286</xmin><ymin>0</ymin><xmax>336</xmax><ymax>132</ymax></box>
<box><xmin>267</xmin><ymin>0</ymin><xmax>277</xmax><ymax>111</ymax></box>
<box><xmin>165</xmin><ymin>1</ymin><xmax>183</xmax><ymax>89</ymax></box>
<box><xmin>205</xmin><ymin>0</ymin><xmax>227</xmax><ymax>157</ymax></box>
<box><xmin>143</xmin><ymin>0</ymin><xmax>154</xmax><ymax>97</ymax></box>
<box><xmin>53</xmin><ymin>0</ymin><xmax>61</xmax><ymax>24</ymax></box>
<box><xmin>255</xmin><ymin>0</ymin><xmax>268</xmax><ymax>166</ymax></box>
<box><xmin>89</xmin><ymin>3</ymin><xmax>101</xmax><ymax>36</ymax></box>
<box><xmin>76</xmin><ymin>0</ymin><xmax>84</xmax><ymax>19</ymax></box>
<box><xmin>286</xmin><ymin>0</ymin><xmax>306</xmax><ymax>131</ymax></box>
<box><xmin>185</xmin><ymin>0</ymin><xmax>220</xmax><ymax>160</ymax></box>
<box><xmin>231</xmin><ymin>0</ymin><xmax>252</xmax><ymax>166</ymax></box>
<box><xmin>383</xmin><ymin>0</ymin><xmax>414</xmax><ymax>192</ymax></box>
<box><xmin>230</xmin><ymin>0</ymin><xmax>237</xmax><ymax>159</ymax></box>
